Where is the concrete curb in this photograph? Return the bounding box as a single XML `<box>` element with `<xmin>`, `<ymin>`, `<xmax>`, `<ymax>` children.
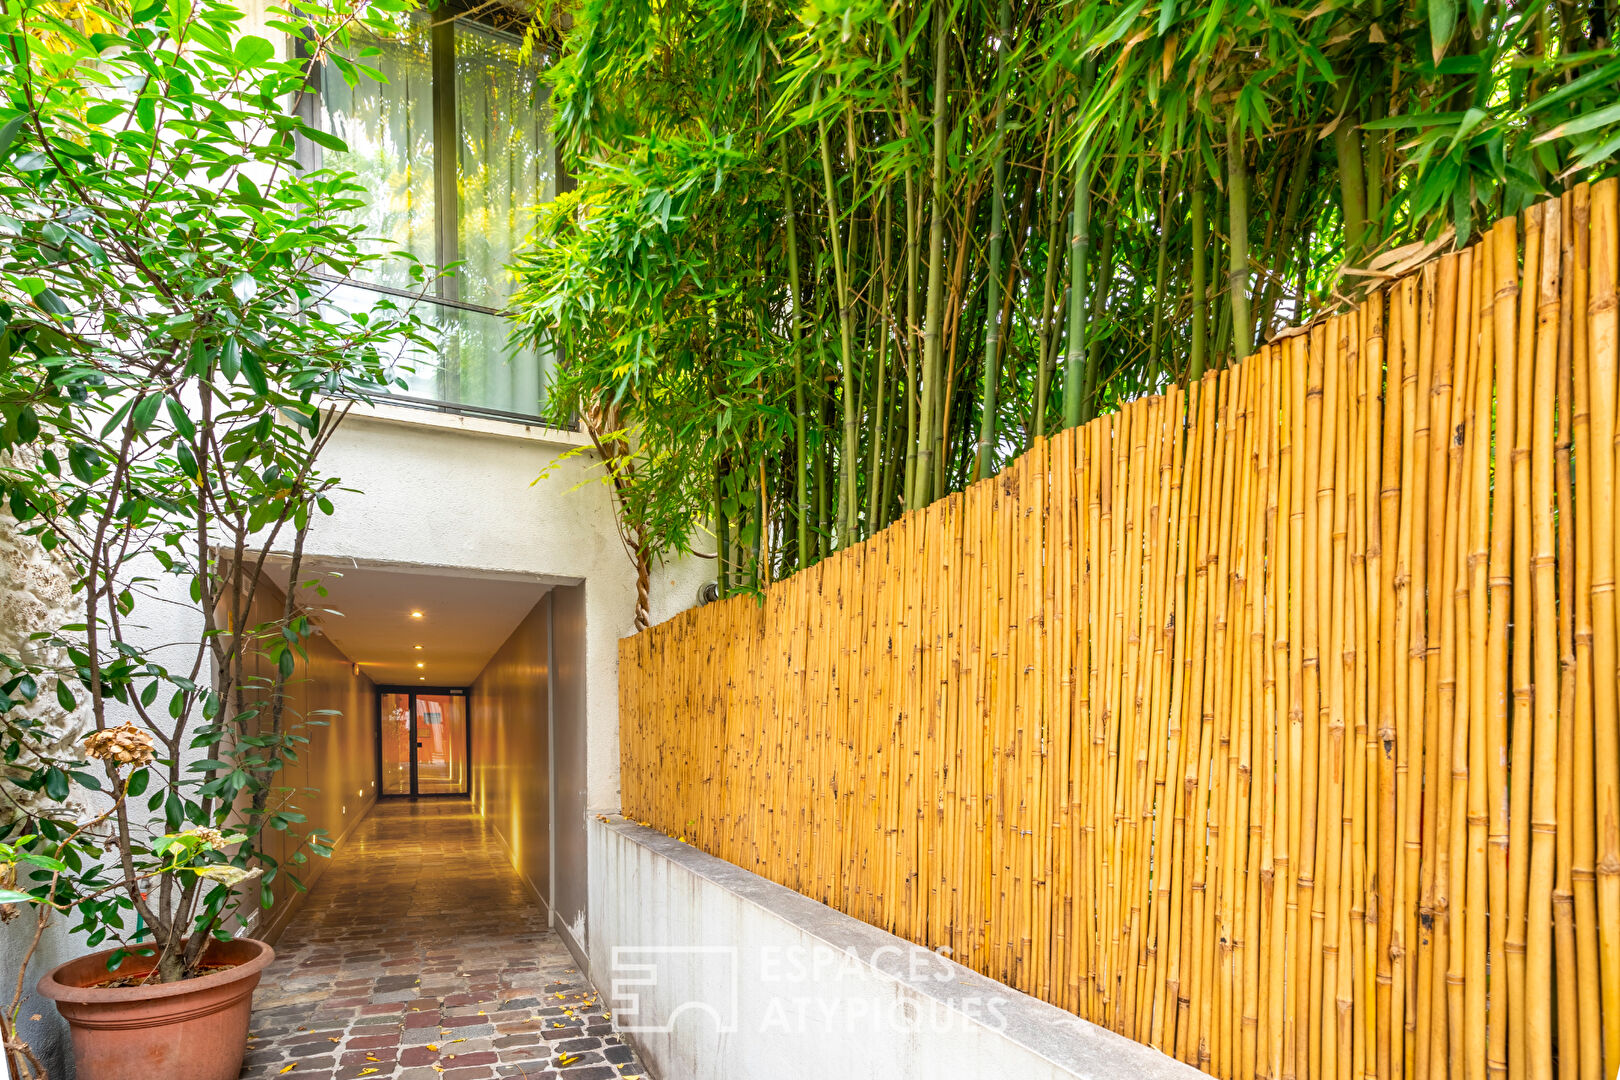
<box><xmin>596</xmin><ymin>816</ymin><xmax>1204</xmax><ymax>1080</ymax></box>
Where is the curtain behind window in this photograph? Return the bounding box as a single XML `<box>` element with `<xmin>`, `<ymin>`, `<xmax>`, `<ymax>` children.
<box><xmin>314</xmin><ymin>16</ymin><xmax>557</xmax><ymax>419</ymax></box>
<box><xmin>315</xmin><ymin>17</ymin><xmax>436</xmax><ymax>291</ymax></box>
<box><xmin>452</xmin><ymin>22</ymin><xmax>555</xmax><ymax>416</ymax></box>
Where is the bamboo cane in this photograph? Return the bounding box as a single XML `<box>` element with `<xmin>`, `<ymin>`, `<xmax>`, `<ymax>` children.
<box><xmin>1525</xmin><ymin>196</ymin><xmax>1564</xmax><ymax>1080</ymax></box>
<box><xmin>1390</xmin><ymin>276</ymin><xmax>1422</xmax><ymax>1080</ymax></box>
<box><xmin>1374</xmin><ymin>281</ymin><xmax>1403</xmax><ymax>1080</ymax></box>
<box><xmin>1485</xmin><ymin>214</ymin><xmax>1520</xmax><ymax>1080</ymax></box>
<box><xmin>1409</xmin><ymin>263</ymin><xmax>1438</xmax><ymax>1080</ymax></box>
<box><xmin>1465</xmin><ymin>228</ymin><xmax>1495</xmax><ymax>1080</ymax></box>
<box><xmin>617</xmin><ymin>194</ymin><xmax>1620</xmax><ymax>1080</ymax></box>
<box><xmin>1505</xmin><ymin>202</ymin><xmax>1544</xmax><ymax>1080</ymax></box>
<box><xmin>1552</xmin><ymin>189</ymin><xmax>1580</xmax><ymax>1080</ymax></box>
<box><xmin>1586</xmin><ymin>176</ymin><xmax>1620</xmax><ymax>1080</ymax></box>
<box><xmin>1567</xmin><ymin>182</ymin><xmax>1604</xmax><ymax>1080</ymax></box>
<box><xmin>1444</xmin><ymin>247</ymin><xmax>1479</xmax><ymax>1080</ymax></box>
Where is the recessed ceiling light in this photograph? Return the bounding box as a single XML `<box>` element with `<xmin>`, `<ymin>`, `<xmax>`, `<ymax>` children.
<box><xmin>415</xmin><ymin>662</ymin><xmax>424</xmax><ymax>669</ymax></box>
<box><xmin>413</xmin><ymin>644</ymin><xmax>424</xmax><ymax>650</ymax></box>
<box><xmin>419</xmin><ymin>676</ymin><xmax>425</xmax><ymax>681</ymax></box>
<box><xmin>410</xmin><ymin>610</ymin><xmax>424</xmax><ymax>619</ymax></box>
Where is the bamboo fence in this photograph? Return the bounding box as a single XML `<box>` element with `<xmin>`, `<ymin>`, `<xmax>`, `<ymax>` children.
<box><xmin>619</xmin><ymin>183</ymin><xmax>1620</xmax><ymax>1080</ymax></box>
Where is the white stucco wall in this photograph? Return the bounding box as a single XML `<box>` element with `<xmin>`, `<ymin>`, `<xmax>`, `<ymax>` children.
<box><xmin>0</xmin><ymin>400</ymin><xmax>706</xmax><ymax>1075</ymax></box>
<box><xmin>300</xmin><ymin>400</ymin><xmax>708</xmax><ymax>815</ymax></box>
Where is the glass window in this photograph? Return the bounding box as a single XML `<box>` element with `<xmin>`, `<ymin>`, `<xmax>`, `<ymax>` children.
<box><xmin>454</xmin><ymin>23</ymin><xmax>554</xmax><ymax>311</ymax></box>
<box><xmin>309</xmin><ymin>14</ymin><xmax>558</xmax><ymax>421</ymax></box>
<box><xmin>313</xmin><ymin>17</ymin><xmax>436</xmax><ymax>290</ymax></box>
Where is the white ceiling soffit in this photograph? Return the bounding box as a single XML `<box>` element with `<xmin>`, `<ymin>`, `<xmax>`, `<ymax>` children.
<box><xmin>260</xmin><ymin>558</ymin><xmax>551</xmax><ymax>687</ymax></box>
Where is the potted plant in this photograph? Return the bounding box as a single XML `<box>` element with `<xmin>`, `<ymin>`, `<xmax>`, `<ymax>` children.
<box><xmin>0</xmin><ymin>0</ymin><xmax>430</xmax><ymax>1075</ymax></box>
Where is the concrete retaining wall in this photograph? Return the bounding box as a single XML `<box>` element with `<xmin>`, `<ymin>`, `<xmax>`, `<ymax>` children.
<box><xmin>588</xmin><ymin>817</ymin><xmax>1205</xmax><ymax>1080</ymax></box>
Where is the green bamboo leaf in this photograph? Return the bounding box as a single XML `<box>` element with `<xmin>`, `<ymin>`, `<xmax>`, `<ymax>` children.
<box><xmin>1429</xmin><ymin>0</ymin><xmax>1457</xmax><ymax>63</ymax></box>
<box><xmin>1525</xmin><ymin>58</ymin><xmax>1620</xmax><ymax>116</ymax></box>
<box><xmin>1534</xmin><ymin>100</ymin><xmax>1620</xmax><ymax>145</ymax></box>
<box><xmin>1090</xmin><ymin>0</ymin><xmax>1150</xmax><ymax>51</ymax></box>
<box><xmin>1567</xmin><ymin>128</ymin><xmax>1620</xmax><ymax>174</ymax></box>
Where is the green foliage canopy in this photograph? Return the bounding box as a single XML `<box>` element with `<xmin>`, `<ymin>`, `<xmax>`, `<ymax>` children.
<box><xmin>516</xmin><ymin>0</ymin><xmax>1618</xmax><ymax>592</ymax></box>
<box><xmin>0</xmin><ymin>0</ymin><xmax>429</xmax><ymax>1007</ymax></box>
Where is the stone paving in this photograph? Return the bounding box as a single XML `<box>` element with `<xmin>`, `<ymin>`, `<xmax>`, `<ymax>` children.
<box><xmin>240</xmin><ymin>799</ymin><xmax>645</xmax><ymax>1080</ymax></box>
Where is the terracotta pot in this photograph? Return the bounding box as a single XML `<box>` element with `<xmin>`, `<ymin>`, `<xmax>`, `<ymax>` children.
<box><xmin>37</xmin><ymin>937</ymin><xmax>274</xmax><ymax>1080</ymax></box>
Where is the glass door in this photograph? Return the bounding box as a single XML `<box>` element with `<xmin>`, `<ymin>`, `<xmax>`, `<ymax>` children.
<box><xmin>377</xmin><ymin>688</ymin><xmax>469</xmax><ymax>796</ymax></box>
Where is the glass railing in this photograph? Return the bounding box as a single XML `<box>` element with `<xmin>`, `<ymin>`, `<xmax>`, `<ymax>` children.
<box><xmin>317</xmin><ymin>277</ymin><xmax>570</xmax><ymax>429</ymax></box>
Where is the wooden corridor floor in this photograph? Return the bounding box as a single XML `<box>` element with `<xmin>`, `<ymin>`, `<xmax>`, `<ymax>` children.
<box><xmin>239</xmin><ymin>799</ymin><xmax>643</xmax><ymax>1080</ymax></box>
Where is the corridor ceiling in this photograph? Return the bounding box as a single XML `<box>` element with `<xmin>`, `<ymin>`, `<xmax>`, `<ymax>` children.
<box><xmin>263</xmin><ymin>559</ymin><xmax>551</xmax><ymax>686</ymax></box>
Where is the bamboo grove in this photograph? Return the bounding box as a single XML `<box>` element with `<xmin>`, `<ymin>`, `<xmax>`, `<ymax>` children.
<box><xmin>511</xmin><ymin>0</ymin><xmax>1620</xmax><ymax>591</ymax></box>
<box><xmin>620</xmin><ymin>183</ymin><xmax>1620</xmax><ymax>1080</ymax></box>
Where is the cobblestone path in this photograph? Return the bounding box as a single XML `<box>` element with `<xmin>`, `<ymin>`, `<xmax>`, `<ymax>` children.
<box><xmin>239</xmin><ymin>799</ymin><xmax>642</xmax><ymax>1080</ymax></box>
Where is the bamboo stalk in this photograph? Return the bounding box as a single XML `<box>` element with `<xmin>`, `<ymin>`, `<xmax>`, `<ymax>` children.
<box><xmin>1506</xmin><ymin>202</ymin><xmax>1544</xmax><ymax>1080</ymax></box>
<box><xmin>912</xmin><ymin>12</ymin><xmax>950</xmax><ymax>509</ymax></box>
<box><xmin>1485</xmin><ymin>214</ymin><xmax>1519</xmax><ymax>1080</ymax></box>
<box><xmin>972</xmin><ymin>1</ymin><xmax>1011</xmax><ymax>484</ymax></box>
<box><xmin>1374</xmin><ymin>280</ymin><xmax>1402</xmax><ymax>1080</ymax></box>
<box><xmin>618</xmin><ymin>195</ymin><xmax>1617</xmax><ymax>1080</ymax></box>
<box><xmin>1552</xmin><ymin>190</ymin><xmax>1580</xmax><ymax>1080</ymax></box>
<box><xmin>1587</xmin><ymin>176</ymin><xmax>1620</xmax><ymax>1080</ymax></box>
<box><xmin>1526</xmin><ymin>196</ymin><xmax>1562</xmax><ymax>1080</ymax></box>
<box><xmin>1062</xmin><ymin>68</ymin><xmax>1096</xmax><ymax>430</ymax></box>
<box><xmin>1465</xmin><ymin>229</ymin><xmax>1494</xmax><ymax>1080</ymax></box>
<box><xmin>1568</xmin><ymin>181</ymin><xmax>1604</xmax><ymax>1080</ymax></box>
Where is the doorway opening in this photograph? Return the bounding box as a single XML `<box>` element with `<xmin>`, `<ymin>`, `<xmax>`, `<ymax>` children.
<box><xmin>377</xmin><ymin>687</ymin><xmax>470</xmax><ymax>796</ymax></box>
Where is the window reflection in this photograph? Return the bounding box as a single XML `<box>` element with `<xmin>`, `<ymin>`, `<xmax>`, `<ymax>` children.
<box><xmin>313</xmin><ymin>17</ymin><xmax>437</xmax><ymax>290</ymax></box>
<box><xmin>310</xmin><ymin>14</ymin><xmax>557</xmax><ymax>420</ymax></box>
<box><xmin>414</xmin><ymin>694</ymin><xmax>467</xmax><ymax>795</ymax></box>
<box><xmin>381</xmin><ymin>692</ymin><xmax>413</xmax><ymax>796</ymax></box>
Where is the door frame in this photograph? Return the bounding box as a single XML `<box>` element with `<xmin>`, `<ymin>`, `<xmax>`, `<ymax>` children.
<box><xmin>375</xmin><ymin>686</ymin><xmax>472</xmax><ymax>797</ymax></box>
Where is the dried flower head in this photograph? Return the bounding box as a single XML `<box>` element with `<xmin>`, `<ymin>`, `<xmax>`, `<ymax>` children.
<box><xmin>180</xmin><ymin>827</ymin><xmax>228</xmax><ymax>849</ymax></box>
<box><xmin>82</xmin><ymin>723</ymin><xmax>157</xmax><ymax>768</ymax></box>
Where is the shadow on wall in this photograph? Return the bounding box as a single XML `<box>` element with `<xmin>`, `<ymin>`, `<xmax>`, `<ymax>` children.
<box><xmin>469</xmin><ymin>582</ymin><xmax>588</xmax><ymax>968</ymax></box>
<box><xmin>238</xmin><ymin>575</ymin><xmax>379</xmax><ymax>944</ymax></box>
